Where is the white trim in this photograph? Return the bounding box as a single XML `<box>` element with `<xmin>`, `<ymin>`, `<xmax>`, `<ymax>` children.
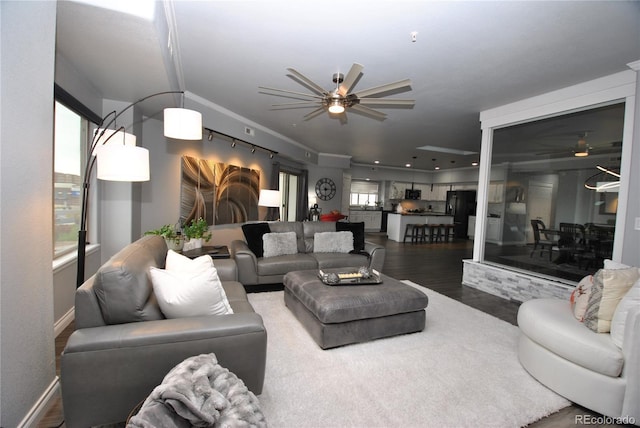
<box><xmin>17</xmin><ymin>377</ymin><xmax>60</xmax><ymax>428</ymax></box>
<box><xmin>613</xmin><ymin>91</ymin><xmax>636</xmax><ymax>259</ymax></box>
<box><xmin>52</xmin><ymin>243</ymin><xmax>100</xmax><ymax>273</ymax></box>
<box><xmin>473</xmin><ymin>127</ymin><xmax>493</xmax><ymax>262</ymax></box>
<box><xmin>54</xmin><ymin>306</ymin><xmax>75</xmax><ymax>337</ymax></box>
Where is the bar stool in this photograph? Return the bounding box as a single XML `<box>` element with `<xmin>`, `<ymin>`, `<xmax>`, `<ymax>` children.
<box><xmin>413</xmin><ymin>224</ymin><xmax>428</xmax><ymax>244</ymax></box>
<box><xmin>425</xmin><ymin>224</ymin><xmax>439</xmax><ymax>243</ymax></box>
<box><xmin>442</xmin><ymin>224</ymin><xmax>455</xmax><ymax>242</ymax></box>
<box><xmin>403</xmin><ymin>224</ymin><xmax>421</xmax><ymax>243</ymax></box>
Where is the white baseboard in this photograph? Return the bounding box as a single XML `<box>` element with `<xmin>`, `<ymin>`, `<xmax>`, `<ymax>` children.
<box><xmin>18</xmin><ymin>377</ymin><xmax>60</xmax><ymax>428</ymax></box>
<box><xmin>54</xmin><ymin>307</ymin><xmax>75</xmax><ymax>337</ymax></box>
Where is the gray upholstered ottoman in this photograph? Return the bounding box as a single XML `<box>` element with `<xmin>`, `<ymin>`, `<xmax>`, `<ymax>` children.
<box><xmin>283</xmin><ymin>269</ymin><xmax>429</xmax><ymax>349</ymax></box>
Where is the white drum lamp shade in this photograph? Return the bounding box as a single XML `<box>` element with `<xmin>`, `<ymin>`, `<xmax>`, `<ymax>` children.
<box><xmin>164</xmin><ymin>108</ymin><xmax>203</xmax><ymax>140</ymax></box>
<box><xmin>96</xmin><ymin>145</ymin><xmax>150</xmax><ymax>181</ymax></box>
<box><xmin>92</xmin><ymin>128</ymin><xmax>137</xmax><ymax>156</ymax></box>
<box><xmin>258</xmin><ymin>189</ymin><xmax>281</xmax><ymax>207</ymax></box>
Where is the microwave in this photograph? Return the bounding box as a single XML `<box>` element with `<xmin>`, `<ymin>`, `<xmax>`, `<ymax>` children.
<box><xmin>405</xmin><ymin>189</ymin><xmax>421</xmax><ymax>200</ymax></box>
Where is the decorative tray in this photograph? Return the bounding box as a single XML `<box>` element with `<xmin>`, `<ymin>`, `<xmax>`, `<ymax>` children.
<box><xmin>318</xmin><ymin>269</ymin><xmax>383</xmax><ymax>286</ymax></box>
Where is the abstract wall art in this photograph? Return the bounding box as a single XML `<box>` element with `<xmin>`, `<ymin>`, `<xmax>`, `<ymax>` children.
<box><xmin>180</xmin><ymin>156</ymin><xmax>260</xmax><ymax>226</ymax></box>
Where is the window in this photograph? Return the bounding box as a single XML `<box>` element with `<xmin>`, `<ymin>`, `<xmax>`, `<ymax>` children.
<box><xmin>279</xmin><ymin>171</ymin><xmax>299</xmax><ymax>221</ymax></box>
<box><xmin>54</xmin><ymin>101</ymin><xmax>89</xmax><ymax>257</ymax></box>
<box><xmin>482</xmin><ymin>103</ymin><xmax>624</xmax><ymax>283</ymax></box>
<box><xmin>350</xmin><ymin>181</ymin><xmax>379</xmax><ymax>207</ymax></box>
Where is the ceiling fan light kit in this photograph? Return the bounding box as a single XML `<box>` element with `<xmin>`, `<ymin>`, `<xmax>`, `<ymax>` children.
<box><xmin>574</xmin><ymin>136</ymin><xmax>590</xmax><ymax>157</ymax></box>
<box><xmin>328</xmin><ymin>98</ymin><xmax>345</xmax><ymax>114</ymax></box>
<box><xmin>260</xmin><ymin>63</ymin><xmax>415</xmax><ymax>121</ymax></box>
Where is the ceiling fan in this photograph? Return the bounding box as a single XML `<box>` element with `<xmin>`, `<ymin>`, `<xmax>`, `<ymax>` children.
<box><xmin>535</xmin><ymin>132</ymin><xmax>622</xmax><ymax>158</ymax></box>
<box><xmin>259</xmin><ymin>63</ymin><xmax>415</xmax><ymax>122</ymax></box>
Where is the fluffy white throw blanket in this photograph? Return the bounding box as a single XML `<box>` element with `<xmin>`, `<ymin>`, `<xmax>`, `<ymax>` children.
<box><xmin>127</xmin><ymin>353</ymin><xmax>266</xmax><ymax>427</ymax></box>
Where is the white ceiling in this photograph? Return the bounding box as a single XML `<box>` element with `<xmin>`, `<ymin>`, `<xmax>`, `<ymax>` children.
<box><xmin>56</xmin><ymin>1</ymin><xmax>639</xmax><ymax>170</ymax></box>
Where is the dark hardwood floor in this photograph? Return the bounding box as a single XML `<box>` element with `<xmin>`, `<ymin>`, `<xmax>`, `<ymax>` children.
<box><xmin>38</xmin><ymin>233</ymin><xmax>625</xmax><ymax>428</ymax></box>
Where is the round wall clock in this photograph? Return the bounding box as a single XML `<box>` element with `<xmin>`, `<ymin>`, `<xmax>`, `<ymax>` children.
<box><xmin>315</xmin><ymin>177</ymin><xmax>336</xmax><ymax>201</ymax></box>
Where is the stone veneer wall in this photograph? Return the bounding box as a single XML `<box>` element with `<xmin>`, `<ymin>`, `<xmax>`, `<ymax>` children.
<box><xmin>462</xmin><ymin>260</ymin><xmax>574</xmax><ymax>303</ymax></box>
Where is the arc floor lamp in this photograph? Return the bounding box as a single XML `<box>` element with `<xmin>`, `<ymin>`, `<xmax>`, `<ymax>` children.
<box><xmin>76</xmin><ymin>91</ymin><xmax>202</xmax><ymax>288</ymax></box>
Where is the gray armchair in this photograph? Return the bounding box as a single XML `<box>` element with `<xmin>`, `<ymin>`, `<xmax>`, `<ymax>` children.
<box><xmin>61</xmin><ymin>236</ymin><xmax>267</xmax><ymax>428</ymax></box>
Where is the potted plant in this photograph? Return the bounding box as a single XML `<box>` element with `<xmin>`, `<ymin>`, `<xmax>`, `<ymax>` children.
<box><xmin>145</xmin><ymin>224</ymin><xmax>184</xmax><ymax>251</ymax></box>
<box><xmin>183</xmin><ymin>217</ymin><xmax>212</xmax><ymax>249</ymax></box>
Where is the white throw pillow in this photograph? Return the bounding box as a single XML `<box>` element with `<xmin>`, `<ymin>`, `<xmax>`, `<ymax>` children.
<box><xmin>313</xmin><ymin>231</ymin><xmax>354</xmax><ymax>253</ymax></box>
<box><xmin>570</xmin><ymin>275</ymin><xmax>593</xmax><ymax>322</ymax></box>
<box><xmin>610</xmin><ymin>278</ymin><xmax>640</xmax><ymax>348</ymax></box>
<box><xmin>263</xmin><ymin>232</ymin><xmax>298</xmax><ymax>258</ymax></box>
<box><xmin>166</xmin><ymin>249</ymin><xmax>213</xmax><ymax>274</ymax></box>
<box><xmin>164</xmin><ymin>250</ymin><xmax>233</xmax><ymax>312</ymax></box>
<box><xmin>149</xmin><ymin>266</ymin><xmax>233</xmax><ymax>319</ymax></box>
<box><xmin>583</xmin><ymin>266</ymin><xmax>640</xmax><ymax>333</ymax></box>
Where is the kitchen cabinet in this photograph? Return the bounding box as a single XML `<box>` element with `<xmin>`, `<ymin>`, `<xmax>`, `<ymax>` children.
<box><xmin>452</xmin><ymin>183</ymin><xmax>477</xmax><ymax>191</ymax></box>
<box><xmin>488</xmin><ymin>183</ymin><xmax>504</xmax><ymax>203</ymax></box>
<box><xmin>422</xmin><ymin>184</ymin><xmax>448</xmax><ymax>201</ymax></box>
<box><xmin>414</xmin><ymin>183</ymin><xmax>430</xmax><ymax>199</ymax></box>
<box><xmin>349</xmin><ymin>210</ymin><xmax>382</xmax><ymax>231</ymax></box>
<box><xmin>389</xmin><ymin>181</ymin><xmax>411</xmax><ymax>200</ymax></box>
<box><xmin>468</xmin><ymin>215</ymin><xmax>476</xmax><ymax>239</ymax></box>
<box><xmin>486</xmin><ymin>217</ymin><xmax>502</xmax><ymax>243</ymax></box>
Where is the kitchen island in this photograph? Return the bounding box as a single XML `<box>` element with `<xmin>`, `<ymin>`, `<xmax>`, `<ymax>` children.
<box><xmin>387</xmin><ymin>213</ymin><xmax>454</xmax><ymax>242</ymax></box>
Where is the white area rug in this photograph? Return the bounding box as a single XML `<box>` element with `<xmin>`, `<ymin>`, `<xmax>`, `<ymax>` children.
<box><xmin>248</xmin><ymin>281</ymin><xmax>569</xmax><ymax>427</ymax></box>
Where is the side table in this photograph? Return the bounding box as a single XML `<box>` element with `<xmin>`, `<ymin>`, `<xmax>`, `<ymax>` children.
<box><xmin>181</xmin><ymin>245</ymin><xmax>230</xmax><ymax>260</ymax></box>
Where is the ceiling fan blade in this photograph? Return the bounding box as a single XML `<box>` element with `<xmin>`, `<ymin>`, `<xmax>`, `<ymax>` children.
<box><xmin>286</xmin><ymin>68</ymin><xmax>329</xmax><ymax>97</ymax></box>
<box><xmin>259</xmin><ymin>86</ymin><xmax>323</xmax><ymax>100</ymax></box>
<box><xmin>350</xmin><ymin>104</ymin><xmax>387</xmax><ymax>121</ymax></box>
<box><xmin>303</xmin><ymin>107</ymin><xmax>326</xmax><ymax>121</ymax></box>
<box><xmin>338</xmin><ymin>63</ymin><xmax>364</xmax><ymax>96</ymax></box>
<box><xmin>271</xmin><ymin>101</ymin><xmax>322</xmax><ymax>109</ymax></box>
<box><xmin>358</xmin><ymin>98</ymin><xmax>415</xmax><ymax>106</ymax></box>
<box><xmin>353</xmin><ymin>78</ymin><xmax>412</xmax><ymax>98</ymax></box>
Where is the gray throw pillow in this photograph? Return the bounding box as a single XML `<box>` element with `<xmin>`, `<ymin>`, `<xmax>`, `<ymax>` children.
<box><xmin>313</xmin><ymin>231</ymin><xmax>354</xmax><ymax>253</ymax></box>
<box><xmin>262</xmin><ymin>232</ymin><xmax>298</xmax><ymax>258</ymax></box>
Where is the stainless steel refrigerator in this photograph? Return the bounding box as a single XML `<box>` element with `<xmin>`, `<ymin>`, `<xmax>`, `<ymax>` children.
<box><xmin>446</xmin><ymin>190</ymin><xmax>477</xmax><ymax>239</ymax></box>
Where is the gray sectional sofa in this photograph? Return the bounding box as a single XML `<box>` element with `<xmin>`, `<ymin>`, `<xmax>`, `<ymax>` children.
<box><xmin>61</xmin><ymin>235</ymin><xmax>267</xmax><ymax>428</ymax></box>
<box><xmin>230</xmin><ymin>221</ymin><xmax>385</xmax><ymax>287</ymax></box>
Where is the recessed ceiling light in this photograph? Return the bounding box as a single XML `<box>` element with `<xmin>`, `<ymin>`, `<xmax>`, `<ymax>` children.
<box><xmin>374</xmin><ymin>160</ymin><xmax>380</xmax><ymax>164</ymax></box>
<box><xmin>405</xmin><ymin>163</ymin><xmax>411</xmax><ymax>168</ymax></box>
<box><xmin>435</xmin><ymin>166</ymin><xmax>440</xmax><ymax>170</ymax></box>
<box><xmin>472</xmin><ymin>161</ymin><xmax>479</xmax><ymax>166</ymax></box>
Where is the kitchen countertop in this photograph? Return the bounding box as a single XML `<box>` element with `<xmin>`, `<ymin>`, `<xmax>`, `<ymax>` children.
<box><xmin>390</xmin><ymin>212</ymin><xmax>452</xmax><ymax>216</ymax></box>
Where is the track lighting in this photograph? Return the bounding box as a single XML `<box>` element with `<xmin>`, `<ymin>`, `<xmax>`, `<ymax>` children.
<box><xmin>203</xmin><ymin>127</ymin><xmax>278</xmax><ymax>159</ymax></box>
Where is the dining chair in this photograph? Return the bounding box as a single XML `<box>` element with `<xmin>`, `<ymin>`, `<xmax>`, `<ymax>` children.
<box><xmin>530</xmin><ymin>219</ymin><xmax>556</xmax><ymax>261</ymax></box>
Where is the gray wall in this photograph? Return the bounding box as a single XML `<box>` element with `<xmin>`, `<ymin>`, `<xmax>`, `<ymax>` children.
<box><xmin>0</xmin><ymin>2</ymin><xmax>57</xmax><ymax>426</ymax></box>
